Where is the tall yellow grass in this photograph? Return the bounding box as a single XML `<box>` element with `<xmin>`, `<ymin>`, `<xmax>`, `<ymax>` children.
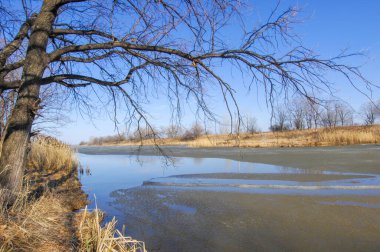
<box><xmin>28</xmin><ymin>135</ymin><xmax>78</xmax><ymax>172</ymax></box>
<box><xmin>78</xmin><ymin>207</ymin><xmax>146</xmax><ymax>252</ymax></box>
<box><xmin>316</xmin><ymin>127</ymin><xmax>379</xmax><ymax>145</ymax></box>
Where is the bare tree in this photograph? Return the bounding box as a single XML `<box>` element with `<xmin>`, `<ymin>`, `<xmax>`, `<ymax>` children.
<box><xmin>270</xmin><ymin>106</ymin><xmax>290</xmax><ymax>131</ymax></box>
<box><xmin>335</xmin><ymin>102</ymin><xmax>354</xmax><ymax>126</ymax></box>
<box><xmin>0</xmin><ymin>0</ymin><xmax>375</xmax><ymax>203</ymax></box>
<box><xmin>321</xmin><ymin>101</ymin><xmax>354</xmax><ymax>128</ymax></box>
<box><xmin>360</xmin><ymin>101</ymin><xmax>379</xmax><ymax>125</ymax></box>
<box><xmin>182</xmin><ymin>122</ymin><xmax>204</xmax><ymax>140</ymax></box>
<box><xmin>289</xmin><ymin>98</ymin><xmax>305</xmax><ymax>130</ymax></box>
<box><xmin>129</xmin><ymin>125</ymin><xmax>158</xmax><ymax>140</ymax></box>
<box><xmin>164</xmin><ymin>124</ymin><xmax>183</xmax><ymax>138</ymax></box>
<box><xmin>243</xmin><ymin>115</ymin><xmax>258</xmax><ymax>134</ymax></box>
<box><xmin>303</xmin><ymin>98</ymin><xmax>322</xmax><ymax>129</ymax></box>
<box><xmin>321</xmin><ymin>101</ymin><xmax>338</xmax><ymax>128</ymax></box>
<box><xmin>219</xmin><ymin>115</ymin><xmax>232</xmax><ymax>134</ymax></box>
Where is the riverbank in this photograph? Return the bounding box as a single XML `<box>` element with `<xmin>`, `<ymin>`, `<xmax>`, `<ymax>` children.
<box><xmin>0</xmin><ymin>136</ymin><xmax>146</xmax><ymax>252</ymax></box>
<box><xmin>81</xmin><ymin>125</ymin><xmax>380</xmax><ymax>148</ymax></box>
<box><xmin>0</xmin><ymin>136</ymin><xmax>87</xmax><ymax>251</ymax></box>
<box><xmin>0</xmin><ymin>170</ymin><xmax>86</xmax><ymax>251</ymax></box>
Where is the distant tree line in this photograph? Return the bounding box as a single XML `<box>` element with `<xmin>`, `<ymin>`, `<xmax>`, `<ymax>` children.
<box><xmin>79</xmin><ymin>98</ymin><xmax>379</xmax><ymax>145</ymax></box>
<box><xmin>79</xmin><ymin>134</ymin><xmax>128</xmax><ymax>145</ymax></box>
<box><xmin>80</xmin><ymin>122</ymin><xmax>210</xmax><ymax>145</ymax></box>
<box><xmin>270</xmin><ymin>98</ymin><xmax>380</xmax><ymax>132</ymax></box>
<box><xmin>80</xmin><ymin>117</ymin><xmax>258</xmax><ymax>145</ymax></box>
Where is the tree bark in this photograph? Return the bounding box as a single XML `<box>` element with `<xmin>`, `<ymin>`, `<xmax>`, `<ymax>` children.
<box><xmin>0</xmin><ymin>0</ymin><xmax>60</xmax><ymax>205</ymax></box>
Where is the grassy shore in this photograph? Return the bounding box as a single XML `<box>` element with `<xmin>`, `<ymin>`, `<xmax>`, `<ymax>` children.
<box><xmin>83</xmin><ymin>125</ymin><xmax>380</xmax><ymax>148</ymax></box>
<box><xmin>0</xmin><ymin>136</ymin><xmax>145</xmax><ymax>252</ymax></box>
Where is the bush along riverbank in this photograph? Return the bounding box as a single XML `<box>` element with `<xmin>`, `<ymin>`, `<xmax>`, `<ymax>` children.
<box><xmin>0</xmin><ymin>135</ymin><xmax>146</xmax><ymax>252</ymax></box>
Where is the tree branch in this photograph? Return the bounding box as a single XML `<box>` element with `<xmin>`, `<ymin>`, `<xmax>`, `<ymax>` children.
<box><xmin>0</xmin><ymin>80</ymin><xmax>22</xmax><ymax>91</ymax></box>
<box><xmin>49</xmin><ymin>41</ymin><xmax>194</xmax><ymax>62</ymax></box>
<box><xmin>0</xmin><ymin>17</ymin><xmax>34</xmax><ymax>66</ymax></box>
<box><xmin>41</xmin><ymin>62</ymin><xmax>149</xmax><ymax>87</ymax></box>
<box><xmin>52</xmin><ymin>28</ymin><xmax>117</xmax><ymax>41</ymax></box>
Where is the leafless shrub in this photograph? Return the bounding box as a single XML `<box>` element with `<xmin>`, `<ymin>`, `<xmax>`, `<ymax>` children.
<box><xmin>164</xmin><ymin>124</ymin><xmax>183</xmax><ymax>138</ymax></box>
<box><xmin>82</xmin><ymin>134</ymin><xmax>127</xmax><ymax>145</ymax></box>
<box><xmin>243</xmin><ymin>116</ymin><xmax>259</xmax><ymax>134</ymax></box>
<box><xmin>181</xmin><ymin>122</ymin><xmax>204</xmax><ymax>140</ymax></box>
<box><xmin>360</xmin><ymin>100</ymin><xmax>380</xmax><ymax>125</ymax></box>
<box><xmin>270</xmin><ymin>106</ymin><xmax>290</xmax><ymax>132</ymax></box>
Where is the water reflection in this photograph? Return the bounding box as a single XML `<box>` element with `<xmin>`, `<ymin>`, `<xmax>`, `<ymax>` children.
<box><xmin>79</xmin><ymin>153</ymin><xmax>380</xmax><ymax>209</ymax></box>
<box><xmin>192</xmin><ymin>157</ymin><xmax>203</xmax><ymax>166</ymax></box>
<box><xmin>79</xmin><ymin>154</ymin><xmax>299</xmax><ymax>213</ymax></box>
<box><xmin>79</xmin><ymin>155</ymin><xmax>298</xmax><ymax>201</ymax></box>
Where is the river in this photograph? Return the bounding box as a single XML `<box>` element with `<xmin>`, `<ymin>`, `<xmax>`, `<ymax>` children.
<box><xmin>78</xmin><ymin>145</ymin><xmax>380</xmax><ymax>252</ymax></box>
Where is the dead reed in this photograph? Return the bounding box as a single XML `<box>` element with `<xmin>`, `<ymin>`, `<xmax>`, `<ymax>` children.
<box><xmin>316</xmin><ymin>126</ymin><xmax>380</xmax><ymax>145</ymax></box>
<box><xmin>0</xmin><ymin>190</ymin><xmax>73</xmax><ymax>252</ymax></box>
<box><xmin>28</xmin><ymin>135</ymin><xmax>78</xmax><ymax>172</ymax></box>
<box><xmin>77</xmin><ymin>206</ymin><xmax>146</xmax><ymax>252</ymax></box>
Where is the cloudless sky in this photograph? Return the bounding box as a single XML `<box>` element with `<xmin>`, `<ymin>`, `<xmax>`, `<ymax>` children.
<box><xmin>53</xmin><ymin>0</ymin><xmax>380</xmax><ymax>144</ymax></box>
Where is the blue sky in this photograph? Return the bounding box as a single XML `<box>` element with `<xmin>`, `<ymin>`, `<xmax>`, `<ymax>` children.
<box><xmin>52</xmin><ymin>0</ymin><xmax>380</xmax><ymax>144</ymax></box>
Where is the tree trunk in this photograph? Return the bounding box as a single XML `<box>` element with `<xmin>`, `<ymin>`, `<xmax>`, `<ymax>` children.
<box><xmin>0</xmin><ymin>0</ymin><xmax>59</xmax><ymax>205</ymax></box>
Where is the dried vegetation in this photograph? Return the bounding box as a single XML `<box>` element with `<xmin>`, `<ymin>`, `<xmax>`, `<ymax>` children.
<box><xmin>0</xmin><ymin>135</ymin><xmax>144</xmax><ymax>251</ymax></box>
<box><xmin>77</xmin><ymin>207</ymin><xmax>146</xmax><ymax>252</ymax></box>
<box><xmin>92</xmin><ymin>125</ymin><xmax>380</xmax><ymax>148</ymax></box>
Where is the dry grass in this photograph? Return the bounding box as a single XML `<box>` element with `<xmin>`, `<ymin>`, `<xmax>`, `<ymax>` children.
<box><xmin>187</xmin><ymin>126</ymin><xmax>380</xmax><ymax>148</ymax></box>
<box><xmin>77</xmin><ymin>207</ymin><xmax>146</xmax><ymax>252</ymax></box>
<box><xmin>316</xmin><ymin>127</ymin><xmax>380</xmax><ymax>145</ymax></box>
<box><xmin>0</xmin><ymin>190</ymin><xmax>74</xmax><ymax>252</ymax></box>
<box><xmin>0</xmin><ymin>136</ymin><xmax>83</xmax><ymax>252</ymax></box>
<box><xmin>28</xmin><ymin>135</ymin><xmax>78</xmax><ymax>172</ymax></box>
<box><xmin>1</xmin><ymin>135</ymin><xmax>146</xmax><ymax>252</ymax></box>
<box><xmin>100</xmin><ymin>125</ymin><xmax>380</xmax><ymax>148</ymax></box>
